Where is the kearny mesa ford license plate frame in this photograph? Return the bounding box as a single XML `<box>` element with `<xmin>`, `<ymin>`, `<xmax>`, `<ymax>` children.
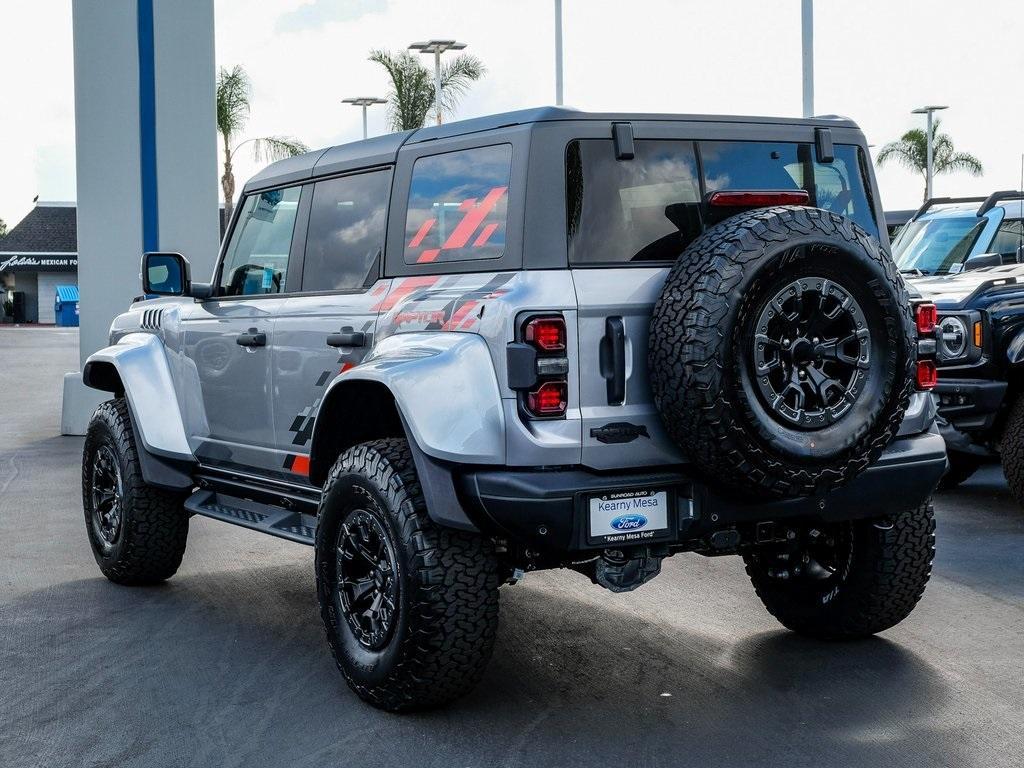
<box><xmin>585</xmin><ymin>488</ymin><xmax>674</xmax><ymax>546</ymax></box>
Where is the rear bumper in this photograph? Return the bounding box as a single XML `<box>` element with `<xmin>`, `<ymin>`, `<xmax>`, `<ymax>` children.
<box><xmin>456</xmin><ymin>429</ymin><xmax>946</xmax><ymax>553</ymax></box>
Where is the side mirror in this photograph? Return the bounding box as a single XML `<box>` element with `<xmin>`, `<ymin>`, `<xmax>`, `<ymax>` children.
<box><xmin>142</xmin><ymin>252</ymin><xmax>190</xmax><ymax>295</ymax></box>
<box><xmin>963</xmin><ymin>253</ymin><xmax>1003</xmax><ymax>271</ymax></box>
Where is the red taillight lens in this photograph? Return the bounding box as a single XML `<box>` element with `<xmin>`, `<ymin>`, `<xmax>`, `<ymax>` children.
<box><xmin>524</xmin><ymin>317</ymin><xmax>566</xmax><ymax>351</ymax></box>
<box><xmin>707</xmin><ymin>190</ymin><xmax>810</xmax><ymax>207</ymax></box>
<box><xmin>916</xmin><ymin>359</ymin><xmax>938</xmax><ymax>390</ymax></box>
<box><xmin>527</xmin><ymin>381</ymin><xmax>567</xmax><ymax>416</ymax></box>
<box><xmin>916</xmin><ymin>303</ymin><xmax>938</xmax><ymax>334</ymax></box>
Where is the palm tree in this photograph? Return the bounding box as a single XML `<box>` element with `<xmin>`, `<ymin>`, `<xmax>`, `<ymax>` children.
<box><xmin>368</xmin><ymin>49</ymin><xmax>485</xmax><ymax>132</ymax></box>
<box><xmin>217</xmin><ymin>65</ymin><xmax>308</xmax><ymax>222</ymax></box>
<box><xmin>876</xmin><ymin>118</ymin><xmax>983</xmax><ymax>201</ymax></box>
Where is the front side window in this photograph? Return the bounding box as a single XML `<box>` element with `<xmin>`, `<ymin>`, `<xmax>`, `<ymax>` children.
<box><xmin>404</xmin><ymin>144</ymin><xmax>512</xmax><ymax>265</ymax></box>
<box><xmin>302</xmin><ymin>169</ymin><xmax>391</xmax><ymax>292</ymax></box>
<box><xmin>892</xmin><ymin>216</ymin><xmax>987</xmax><ymax>275</ymax></box>
<box><xmin>990</xmin><ymin>219</ymin><xmax>1024</xmax><ymax>256</ymax></box>
<box><xmin>700</xmin><ymin>141</ymin><xmax>878</xmax><ymax>237</ymax></box>
<box><xmin>219</xmin><ymin>186</ymin><xmax>301</xmax><ymax>296</ymax></box>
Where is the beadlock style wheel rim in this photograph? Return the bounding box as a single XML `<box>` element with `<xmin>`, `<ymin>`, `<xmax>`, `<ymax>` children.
<box><xmin>90</xmin><ymin>445</ymin><xmax>124</xmax><ymax>548</ymax></box>
<box><xmin>752</xmin><ymin>276</ymin><xmax>871</xmax><ymax>429</ymax></box>
<box><xmin>335</xmin><ymin>510</ymin><xmax>399</xmax><ymax>651</ymax></box>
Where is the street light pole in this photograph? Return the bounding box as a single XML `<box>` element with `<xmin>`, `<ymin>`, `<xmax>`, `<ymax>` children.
<box><xmin>912</xmin><ymin>105</ymin><xmax>949</xmax><ymax>200</ymax></box>
<box><xmin>342</xmin><ymin>97</ymin><xmax>387</xmax><ymax>139</ymax></box>
<box><xmin>409</xmin><ymin>39</ymin><xmax>468</xmax><ymax>125</ymax></box>
<box><xmin>554</xmin><ymin>0</ymin><xmax>564</xmax><ymax>105</ymax></box>
<box><xmin>801</xmin><ymin>0</ymin><xmax>813</xmax><ymax>118</ymax></box>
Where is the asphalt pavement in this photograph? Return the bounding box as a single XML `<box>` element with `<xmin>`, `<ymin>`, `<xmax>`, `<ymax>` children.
<box><xmin>1</xmin><ymin>326</ymin><xmax>1022</xmax><ymax>768</ymax></box>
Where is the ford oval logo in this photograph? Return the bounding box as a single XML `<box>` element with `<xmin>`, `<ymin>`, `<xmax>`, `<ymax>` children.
<box><xmin>610</xmin><ymin>514</ymin><xmax>648</xmax><ymax>531</ymax></box>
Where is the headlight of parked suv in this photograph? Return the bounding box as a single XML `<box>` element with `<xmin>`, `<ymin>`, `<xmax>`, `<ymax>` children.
<box><xmin>934</xmin><ymin>310</ymin><xmax>983</xmax><ymax>365</ymax></box>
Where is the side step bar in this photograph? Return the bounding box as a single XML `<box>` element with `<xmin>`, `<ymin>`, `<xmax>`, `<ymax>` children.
<box><xmin>185</xmin><ymin>490</ymin><xmax>318</xmax><ymax>546</ymax></box>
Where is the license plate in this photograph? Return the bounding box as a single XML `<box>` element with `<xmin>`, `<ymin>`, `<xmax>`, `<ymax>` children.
<box><xmin>588</xmin><ymin>489</ymin><xmax>670</xmax><ymax>544</ymax></box>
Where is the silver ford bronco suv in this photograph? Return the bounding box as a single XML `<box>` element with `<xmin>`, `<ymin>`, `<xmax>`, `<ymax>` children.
<box><xmin>80</xmin><ymin>108</ymin><xmax>946</xmax><ymax>711</ymax></box>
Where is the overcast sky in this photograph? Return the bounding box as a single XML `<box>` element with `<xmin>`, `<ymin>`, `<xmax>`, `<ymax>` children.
<box><xmin>1</xmin><ymin>0</ymin><xmax>1022</xmax><ymax>230</ymax></box>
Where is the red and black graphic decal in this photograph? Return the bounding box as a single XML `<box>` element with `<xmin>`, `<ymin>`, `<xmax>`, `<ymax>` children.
<box><xmin>285</xmin><ymin>318</ymin><xmax>374</xmax><ymax>449</ymax></box>
<box><xmin>283</xmin><ymin>454</ymin><xmax>310</xmax><ymax>476</ymax></box>
<box><xmin>406</xmin><ymin>186</ymin><xmax>508</xmax><ymax>264</ymax></box>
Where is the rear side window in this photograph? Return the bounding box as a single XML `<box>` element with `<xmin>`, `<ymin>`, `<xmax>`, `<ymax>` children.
<box><xmin>302</xmin><ymin>169</ymin><xmax>391</xmax><ymax>292</ymax></box>
<box><xmin>567</xmin><ymin>140</ymin><xmax>702</xmax><ymax>264</ymax></box>
<box><xmin>404</xmin><ymin>144</ymin><xmax>511</xmax><ymax>265</ymax></box>
<box><xmin>220</xmin><ymin>186</ymin><xmax>301</xmax><ymax>296</ymax></box>
<box><xmin>567</xmin><ymin>139</ymin><xmax>878</xmax><ymax>266</ymax></box>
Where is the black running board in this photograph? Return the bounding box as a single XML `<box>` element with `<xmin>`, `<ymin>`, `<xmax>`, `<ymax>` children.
<box><xmin>185</xmin><ymin>490</ymin><xmax>317</xmax><ymax>546</ymax></box>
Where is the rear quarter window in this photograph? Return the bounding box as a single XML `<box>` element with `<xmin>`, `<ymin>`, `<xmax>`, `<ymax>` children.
<box><xmin>404</xmin><ymin>144</ymin><xmax>512</xmax><ymax>265</ymax></box>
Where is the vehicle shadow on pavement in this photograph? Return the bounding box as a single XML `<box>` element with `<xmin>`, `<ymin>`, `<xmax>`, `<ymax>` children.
<box><xmin>0</xmin><ymin>562</ymin><xmax>966</xmax><ymax>768</ymax></box>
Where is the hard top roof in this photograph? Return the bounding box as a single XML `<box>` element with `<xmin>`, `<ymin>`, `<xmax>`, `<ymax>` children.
<box><xmin>243</xmin><ymin>106</ymin><xmax>861</xmax><ymax>193</ymax></box>
<box><xmin>918</xmin><ymin>198</ymin><xmax>1024</xmax><ymax>220</ymax></box>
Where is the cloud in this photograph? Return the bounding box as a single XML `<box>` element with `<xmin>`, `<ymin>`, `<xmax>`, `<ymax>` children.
<box><xmin>275</xmin><ymin>0</ymin><xmax>386</xmax><ymax>33</ymax></box>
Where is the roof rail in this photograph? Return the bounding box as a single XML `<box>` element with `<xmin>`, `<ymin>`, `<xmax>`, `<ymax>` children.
<box><xmin>911</xmin><ymin>196</ymin><xmax>988</xmax><ymax>222</ymax></box>
<box><xmin>977</xmin><ymin>190</ymin><xmax>1024</xmax><ymax>217</ymax></box>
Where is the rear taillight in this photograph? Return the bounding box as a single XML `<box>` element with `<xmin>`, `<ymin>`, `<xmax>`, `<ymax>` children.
<box><xmin>913</xmin><ymin>301</ymin><xmax>938</xmax><ymax>390</ymax></box>
<box><xmin>524</xmin><ymin>317</ymin><xmax>566</xmax><ymax>351</ymax></box>
<box><xmin>519</xmin><ymin>314</ymin><xmax>568</xmax><ymax>418</ymax></box>
<box><xmin>527</xmin><ymin>381</ymin><xmax>568</xmax><ymax>416</ymax></box>
<box><xmin>915</xmin><ymin>303</ymin><xmax>937</xmax><ymax>334</ymax></box>
<box><xmin>707</xmin><ymin>190</ymin><xmax>810</xmax><ymax>207</ymax></box>
<box><xmin>916</xmin><ymin>359</ymin><xmax>938</xmax><ymax>390</ymax></box>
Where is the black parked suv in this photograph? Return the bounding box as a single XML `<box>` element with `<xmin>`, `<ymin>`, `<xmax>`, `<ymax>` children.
<box><xmin>917</xmin><ymin>261</ymin><xmax>1024</xmax><ymax>495</ymax></box>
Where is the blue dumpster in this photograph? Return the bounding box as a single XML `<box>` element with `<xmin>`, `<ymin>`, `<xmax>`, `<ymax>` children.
<box><xmin>55</xmin><ymin>285</ymin><xmax>80</xmax><ymax>327</ymax></box>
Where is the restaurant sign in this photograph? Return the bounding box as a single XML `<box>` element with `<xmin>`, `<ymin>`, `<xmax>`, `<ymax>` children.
<box><xmin>0</xmin><ymin>254</ymin><xmax>78</xmax><ymax>272</ymax></box>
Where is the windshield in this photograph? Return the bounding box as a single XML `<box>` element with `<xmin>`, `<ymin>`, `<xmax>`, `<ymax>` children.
<box><xmin>892</xmin><ymin>216</ymin><xmax>986</xmax><ymax>275</ymax></box>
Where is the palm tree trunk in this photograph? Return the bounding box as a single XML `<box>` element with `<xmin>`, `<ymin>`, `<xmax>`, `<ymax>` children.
<box><xmin>221</xmin><ymin>132</ymin><xmax>236</xmax><ymax>227</ymax></box>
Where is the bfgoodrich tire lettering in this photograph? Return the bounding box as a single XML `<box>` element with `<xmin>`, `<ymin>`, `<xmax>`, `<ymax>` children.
<box><xmin>649</xmin><ymin>206</ymin><xmax>915</xmax><ymax>499</ymax></box>
<box><xmin>82</xmin><ymin>398</ymin><xmax>190</xmax><ymax>584</ymax></box>
<box><xmin>315</xmin><ymin>438</ymin><xmax>500</xmax><ymax>712</ymax></box>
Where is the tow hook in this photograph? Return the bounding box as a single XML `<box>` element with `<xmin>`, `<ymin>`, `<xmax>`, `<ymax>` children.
<box><xmin>591</xmin><ymin>548</ymin><xmax>663</xmax><ymax>593</ymax></box>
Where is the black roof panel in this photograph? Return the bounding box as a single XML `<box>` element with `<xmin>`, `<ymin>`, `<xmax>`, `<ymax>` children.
<box><xmin>0</xmin><ymin>204</ymin><xmax>77</xmax><ymax>254</ymax></box>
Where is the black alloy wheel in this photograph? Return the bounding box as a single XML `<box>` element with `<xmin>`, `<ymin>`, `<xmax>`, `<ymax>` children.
<box><xmin>752</xmin><ymin>276</ymin><xmax>871</xmax><ymax>429</ymax></box>
<box><xmin>335</xmin><ymin>509</ymin><xmax>400</xmax><ymax>650</ymax></box>
<box><xmin>90</xmin><ymin>444</ymin><xmax>124</xmax><ymax>551</ymax></box>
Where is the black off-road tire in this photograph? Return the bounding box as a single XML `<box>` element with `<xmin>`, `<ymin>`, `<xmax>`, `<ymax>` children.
<box><xmin>649</xmin><ymin>206</ymin><xmax>915</xmax><ymax>499</ymax></box>
<box><xmin>315</xmin><ymin>438</ymin><xmax>500</xmax><ymax>712</ymax></box>
<box><xmin>1001</xmin><ymin>395</ymin><xmax>1024</xmax><ymax>506</ymax></box>
<box><xmin>82</xmin><ymin>398</ymin><xmax>190</xmax><ymax>585</ymax></box>
<box><xmin>743</xmin><ymin>501</ymin><xmax>935</xmax><ymax>639</ymax></box>
<box><xmin>939</xmin><ymin>451</ymin><xmax>982</xmax><ymax>490</ymax></box>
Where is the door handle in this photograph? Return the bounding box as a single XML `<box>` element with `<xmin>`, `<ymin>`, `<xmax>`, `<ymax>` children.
<box><xmin>326</xmin><ymin>331</ymin><xmax>366</xmax><ymax>348</ymax></box>
<box><xmin>236</xmin><ymin>328</ymin><xmax>267</xmax><ymax>347</ymax></box>
<box><xmin>600</xmin><ymin>316</ymin><xmax>626</xmax><ymax>405</ymax></box>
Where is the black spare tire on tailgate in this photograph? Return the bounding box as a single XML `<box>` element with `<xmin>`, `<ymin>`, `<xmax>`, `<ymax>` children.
<box><xmin>649</xmin><ymin>206</ymin><xmax>914</xmax><ymax>499</ymax></box>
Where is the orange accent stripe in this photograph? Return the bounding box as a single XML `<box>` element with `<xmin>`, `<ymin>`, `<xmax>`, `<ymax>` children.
<box><xmin>291</xmin><ymin>455</ymin><xmax>310</xmax><ymax>476</ymax></box>
<box><xmin>442</xmin><ymin>187</ymin><xmax>507</xmax><ymax>249</ymax></box>
<box><xmin>416</xmin><ymin>248</ymin><xmax>441</xmax><ymax>263</ymax></box>
<box><xmin>458</xmin><ymin>197</ymin><xmax>477</xmax><ymax>212</ymax></box>
<box><xmin>339</xmin><ymin>362</ymin><xmax>354</xmax><ymax>374</ymax></box>
<box><xmin>472</xmin><ymin>222</ymin><xmax>499</xmax><ymax>247</ymax></box>
<box><xmin>408</xmin><ymin>218</ymin><xmax>435</xmax><ymax>248</ymax></box>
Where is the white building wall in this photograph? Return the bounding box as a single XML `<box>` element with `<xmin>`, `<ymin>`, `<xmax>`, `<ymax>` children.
<box><xmin>63</xmin><ymin>0</ymin><xmax>218</xmax><ymax>434</ymax></box>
